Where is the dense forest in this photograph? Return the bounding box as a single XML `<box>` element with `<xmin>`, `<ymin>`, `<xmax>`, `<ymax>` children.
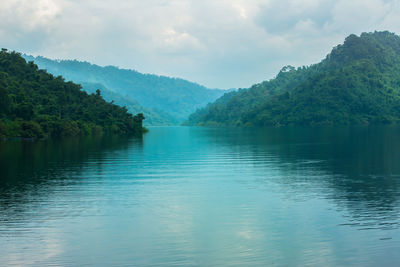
<box><xmin>23</xmin><ymin>55</ymin><xmax>228</xmax><ymax>125</ymax></box>
<box><xmin>0</xmin><ymin>49</ymin><xmax>145</xmax><ymax>139</ymax></box>
<box><xmin>186</xmin><ymin>31</ymin><xmax>400</xmax><ymax>126</ymax></box>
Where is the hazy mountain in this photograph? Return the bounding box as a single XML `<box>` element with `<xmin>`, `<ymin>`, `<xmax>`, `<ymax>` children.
<box><xmin>80</xmin><ymin>82</ymin><xmax>176</xmax><ymax>126</ymax></box>
<box><xmin>22</xmin><ymin>55</ymin><xmax>228</xmax><ymax>125</ymax></box>
<box><xmin>186</xmin><ymin>31</ymin><xmax>400</xmax><ymax>126</ymax></box>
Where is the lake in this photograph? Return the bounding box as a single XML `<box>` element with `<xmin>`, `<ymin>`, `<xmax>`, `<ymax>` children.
<box><xmin>1</xmin><ymin>126</ymin><xmax>400</xmax><ymax>266</ymax></box>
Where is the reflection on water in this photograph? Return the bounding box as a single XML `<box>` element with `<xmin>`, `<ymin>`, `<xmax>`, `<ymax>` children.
<box><xmin>0</xmin><ymin>136</ymin><xmax>141</xmax><ymax>214</ymax></box>
<box><xmin>0</xmin><ymin>127</ymin><xmax>399</xmax><ymax>266</ymax></box>
<box><xmin>200</xmin><ymin>126</ymin><xmax>400</xmax><ymax>230</ymax></box>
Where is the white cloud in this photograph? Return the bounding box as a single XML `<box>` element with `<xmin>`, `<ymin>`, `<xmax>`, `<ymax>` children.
<box><xmin>0</xmin><ymin>0</ymin><xmax>62</xmax><ymax>50</ymax></box>
<box><xmin>0</xmin><ymin>0</ymin><xmax>400</xmax><ymax>88</ymax></box>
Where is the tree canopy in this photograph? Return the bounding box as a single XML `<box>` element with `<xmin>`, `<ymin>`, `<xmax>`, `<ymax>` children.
<box><xmin>0</xmin><ymin>50</ymin><xmax>145</xmax><ymax>139</ymax></box>
<box><xmin>186</xmin><ymin>31</ymin><xmax>400</xmax><ymax>126</ymax></box>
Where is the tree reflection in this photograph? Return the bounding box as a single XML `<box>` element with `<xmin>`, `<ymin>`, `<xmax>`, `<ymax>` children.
<box><xmin>199</xmin><ymin>126</ymin><xmax>400</xmax><ymax>229</ymax></box>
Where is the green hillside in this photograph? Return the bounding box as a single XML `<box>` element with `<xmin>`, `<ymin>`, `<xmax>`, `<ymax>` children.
<box><xmin>187</xmin><ymin>31</ymin><xmax>400</xmax><ymax>126</ymax></box>
<box><xmin>0</xmin><ymin>50</ymin><xmax>145</xmax><ymax>139</ymax></box>
<box><xmin>80</xmin><ymin>82</ymin><xmax>176</xmax><ymax>126</ymax></box>
<box><xmin>22</xmin><ymin>55</ymin><xmax>227</xmax><ymax>125</ymax></box>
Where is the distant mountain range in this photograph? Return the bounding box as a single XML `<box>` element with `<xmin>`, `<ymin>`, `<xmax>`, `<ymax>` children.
<box><xmin>22</xmin><ymin>55</ymin><xmax>229</xmax><ymax>125</ymax></box>
<box><xmin>186</xmin><ymin>31</ymin><xmax>400</xmax><ymax>126</ymax></box>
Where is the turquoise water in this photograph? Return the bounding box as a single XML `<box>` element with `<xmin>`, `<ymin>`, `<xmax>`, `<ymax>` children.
<box><xmin>1</xmin><ymin>126</ymin><xmax>400</xmax><ymax>266</ymax></box>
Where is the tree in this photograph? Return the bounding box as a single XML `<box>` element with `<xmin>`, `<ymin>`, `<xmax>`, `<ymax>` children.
<box><xmin>187</xmin><ymin>31</ymin><xmax>400</xmax><ymax>127</ymax></box>
<box><xmin>14</xmin><ymin>102</ymin><xmax>34</xmax><ymax>120</ymax></box>
<box><xmin>0</xmin><ymin>50</ymin><xmax>145</xmax><ymax>138</ymax></box>
<box><xmin>0</xmin><ymin>84</ymin><xmax>9</xmax><ymax>115</ymax></box>
<box><xmin>135</xmin><ymin>113</ymin><xmax>145</xmax><ymax>122</ymax></box>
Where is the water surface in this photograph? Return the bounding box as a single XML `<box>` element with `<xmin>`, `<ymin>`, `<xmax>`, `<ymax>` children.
<box><xmin>1</xmin><ymin>127</ymin><xmax>400</xmax><ymax>266</ymax></box>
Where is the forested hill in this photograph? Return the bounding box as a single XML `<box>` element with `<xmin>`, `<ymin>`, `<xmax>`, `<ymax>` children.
<box><xmin>22</xmin><ymin>55</ymin><xmax>227</xmax><ymax>125</ymax></box>
<box><xmin>80</xmin><ymin>82</ymin><xmax>175</xmax><ymax>126</ymax></box>
<box><xmin>186</xmin><ymin>31</ymin><xmax>400</xmax><ymax>126</ymax></box>
<box><xmin>0</xmin><ymin>50</ymin><xmax>145</xmax><ymax>139</ymax></box>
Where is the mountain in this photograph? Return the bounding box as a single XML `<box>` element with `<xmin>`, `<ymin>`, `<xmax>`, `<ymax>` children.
<box><xmin>22</xmin><ymin>55</ymin><xmax>227</xmax><ymax>125</ymax></box>
<box><xmin>80</xmin><ymin>82</ymin><xmax>176</xmax><ymax>126</ymax></box>
<box><xmin>0</xmin><ymin>49</ymin><xmax>145</xmax><ymax>139</ymax></box>
<box><xmin>186</xmin><ymin>31</ymin><xmax>400</xmax><ymax>126</ymax></box>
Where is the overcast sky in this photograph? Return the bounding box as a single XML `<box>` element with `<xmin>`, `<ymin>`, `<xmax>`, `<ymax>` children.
<box><xmin>1</xmin><ymin>0</ymin><xmax>400</xmax><ymax>88</ymax></box>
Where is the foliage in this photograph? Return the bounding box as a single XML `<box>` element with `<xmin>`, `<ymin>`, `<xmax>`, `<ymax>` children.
<box><xmin>0</xmin><ymin>50</ymin><xmax>145</xmax><ymax>139</ymax></box>
<box><xmin>186</xmin><ymin>31</ymin><xmax>400</xmax><ymax>126</ymax></box>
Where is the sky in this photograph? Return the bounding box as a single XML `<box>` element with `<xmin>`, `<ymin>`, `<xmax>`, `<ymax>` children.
<box><xmin>1</xmin><ymin>0</ymin><xmax>400</xmax><ymax>89</ymax></box>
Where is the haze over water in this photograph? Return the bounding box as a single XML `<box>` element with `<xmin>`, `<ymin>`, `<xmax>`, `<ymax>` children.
<box><xmin>1</xmin><ymin>126</ymin><xmax>400</xmax><ymax>266</ymax></box>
